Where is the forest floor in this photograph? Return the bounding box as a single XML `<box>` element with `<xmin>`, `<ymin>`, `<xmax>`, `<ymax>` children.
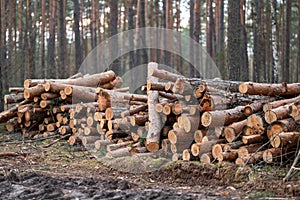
<box><xmin>0</xmin><ymin>124</ymin><xmax>299</xmax><ymax>199</ymax></box>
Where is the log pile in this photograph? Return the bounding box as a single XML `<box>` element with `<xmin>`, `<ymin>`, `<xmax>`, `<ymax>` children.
<box><xmin>1</xmin><ymin>71</ymin><xmax>124</xmax><ymax>140</ymax></box>
<box><xmin>1</xmin><ymin>63</ymin><xmax>300</xmax><ymax>167</ymax></box>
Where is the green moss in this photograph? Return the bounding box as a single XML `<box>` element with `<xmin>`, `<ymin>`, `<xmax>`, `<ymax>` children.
<box><xmin>249</xmin><ymin>191</ymin><xmax>274</xmax><ymax>198</ymax></box>
<box><xmin>248</xmin><ymin>171</ymin><xmax>259</xmax><ymax>181</ymax></box>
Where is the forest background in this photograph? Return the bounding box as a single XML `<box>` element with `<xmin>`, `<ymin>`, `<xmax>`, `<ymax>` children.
<box><xmin>0</xmin><ymin>0</ymin><xmax>299</xmax><ymax>111</ymax></box>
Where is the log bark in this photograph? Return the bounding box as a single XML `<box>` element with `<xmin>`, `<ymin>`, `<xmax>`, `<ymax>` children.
<box><xmin>235</xmin><ymin>151</ymin><xmax>264</xmax><ymax>166</ymax></box>
<box><xmin>146</xmin><ymin>63</ymin><xmax>163</xmax><ymax>152</ymax></box>
<box><xmin>263</xmin><ymin>95</ymin><xmax>300</xmax><ymax>112</ymax></box>
<box><xmin>270</xmin><ymin>132</ymin><xmax>300</xmax><ymax>148</ymax></box>
<box><xmin>265</xmin><ymin>103</ymin><xmax>292</xmax><ymax>124</ymax></box>
<box><xmin>121</xmin><ymin>105</ymin><xmax>147</xmax><ymax>118</ymax></box>
<box><xmin>267</xmin><ymin>118</ymin><xmax>298</xmax><ymax>139</ymax></box>
<box><xmin>106</xmin><ymin>147</ymin><xmax>131</xmax><ymax>158</ymax></box>
<box><xmin>130</xmin><ymin>114</ymin><xmax>148</xmax><ymax>126</ymax></box>
<box><xmin>223</xmin><ymin>119</ymin><xmax>247</xmax><ymax>142</ymax></box>
<box><xmin>168</xmin><ymin>128</ymin><xmax>193</xmax><ymax>145</ymax></box>
<box><xmin>217</xmin><ymin>151</ymin><xmax>238</xmax><ymax>162</ymax></box>
<box><xmin>4</xmin><ymin>93</ymin><xmax>25</xmax><ymax>104</ymax></box>
<box><xmin>0</xmin><ymin>99</ymin><xmax>30</xmax><ymax>123</ymax></box>
<box><xmin>94</xmin><ymin>139</ymin><xmax>113</xmax><ymax>150</ymax></box>
<box><xmin>24</xmin><ymin>70</ymin><xmax>115</xmax><ymax>88</ymax></box>
<box><xmin>239</xmin><ymin>82</ymin><xmax>300</xmax><ymax>96</ymax></box>
<box><xmin>201</xmin><ymin>106</ymin><xmax>247</xmax><ymax>127</ymax></box>
<box><xmin>6</xmin><ymin>118</ymin><xmax>19</xmax><ymax>132</ymax></box>
<box><xmin>243</xmin><ymin>98</ymin><xmax>276</xmax><ymax>116</ymax></box>
<box><xmin>191</xmin><ymin>139</ymin><xmax>225</xmax><ymax>156</ymax></box>
<box><xmin>148</xmin><ymin>68</ymin><xmax>184</xmax><ymax>82</ymax></box>
<box><xmin>242</xmin><ymin>134</ymin><xmax>265</xmax><ymax>145</ymax></box>
<box><xmin>24</xmin><ymin>84</ymin><xmax>46</xmax><ymax>99</ymax></box>
<box><xmin>263</xmin><ymin>148</ymin><xmax>283</xmax><ymax>163</ymax></box>
<box><xmin>147</xmin><ymin>82</ymin><xmax>169</xmax><ymax>92</ymax></box>
<box><xmin>158</xmin><ymin>91</ymin><xmax>183</xmax><ymax>101</ymax></box>
<box><xmin>237</xmin><ymin>143</ymin><xmax>264</xmax><ymax>159</ymax></box>
<box><xmin>81</xmin><ymin>136</ymin><xmax>101</xmax><ymax>147</ymax></box>
<box><xmin>106</xmin><ymin>141</ymin><xmax>133</xmax><ymax>152</ymax></box>
<box><xmin>99</xmin><ymin>76</ymin><xmax>123</xmax><ymax>89</ymax></box>
<box><xmin>289</xmin><ymin>103</ymin><xmax>300</xmax><ymax>118</ymax></box>
<box><xmin>200</xmin><ymin>153</ymin><xmax>214</xmax><ymax>164</ymax></box>
<box><xmin>41</xmin><ymin>93</ymin><xmax>59</xmax><ymax>100</ymax></box>
<box><xmin>8</xmin><ymin>87</ymin><xmax>25</xmax><ymax>93</ymax></box>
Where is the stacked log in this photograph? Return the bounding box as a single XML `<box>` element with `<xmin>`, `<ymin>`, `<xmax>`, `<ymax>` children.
<box><xmin>1</xmin><ymin>65</ymin><xmax>300</xmax><ymax>167</ymax></box>
<box><xmin>1</xmin><ymin>71</ymin><xmax>123</xmax><ymax>141</ymax></box>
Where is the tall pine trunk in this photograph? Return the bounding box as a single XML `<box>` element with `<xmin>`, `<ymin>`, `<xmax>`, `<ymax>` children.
<box><xmin>271</xmin><ymin>0</ymin><xmax>279</xmax><ymax>83</ymax></box>
<box><xmin>283</xmin><ymin>0</ymin><xmax>291</xmax><ymax>82</ymax></box>
<box><xmin>109</xmin><ymin>0</ymin><xmax>119</xmax><ymax>73</ymax></box>
<box><xmin>58</xmin><ymin>0</ymin><xmax>67</xmax><ymax>77</ymax></box>
<box><xmin>176</xmin><ymin>0</ymin><xmax>182</xmax><ymax>73</ymax></box>
<box><xmin>189</xmin><ymin>0</ymin><xmax>194</xmax><ymax>77</ymax></box>
<box><xmin>48</xmin><ymin>0</ymin><xmax>56</xmax><ymax>78</ymax></box>
<box><xmin>297</xmin><ymin>0</ymin><xmax>300</xmax><ymax>82</ymax></box>
<box><xmin>227</xmin><ymin>0</ymin><xmax>241</xmax><ymax>80</ymax></box>
<box><xmin>74</xmin><ymin>0</ymin><xmax>82</xmax><ymax>72</ymax></box>
<box><xmin>240</xmin><ymin>0</ymin><xmax>248</xmax><ymax>81</ymax></box>
<box><xmin>194</xmin><ymin>0</ymin><xmax>201</xmax><ymax>78</ymax></box>
<box><xmin>0</xmin><ymin>0</ymin><xmax>7</xmax><ymax>111</ymax></box>
<box><xmin>265</xmin><ymin>0</ymin><xmax>271</xmax><ymax>82</ymax></box>
<box><xmin>41</xmin><ymin>0</ymin><xmax>46</xmax><ymax>77</ymax></box>
<box><xmin>128</xmin><ymin>0</ymin><xmax>135</xmax><ymax>69</ymax></box>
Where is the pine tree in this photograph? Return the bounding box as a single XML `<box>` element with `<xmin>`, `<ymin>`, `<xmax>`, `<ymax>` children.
<box><xmin>227</xmin><ymin>0</ymin><xmax>241</xmax><ymax>80</ymax></box>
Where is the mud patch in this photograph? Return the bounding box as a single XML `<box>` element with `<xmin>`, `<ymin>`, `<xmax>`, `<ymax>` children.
<box><xmin>0</xmin><ymin>171</ymin><xmax>236</xmax><ymax>199</ymax></box>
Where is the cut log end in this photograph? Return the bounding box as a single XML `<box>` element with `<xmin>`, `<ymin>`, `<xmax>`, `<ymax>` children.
<box><xmin>201</xmin><ymin>112</ymin><xmax>212</xmax><ymax>127</ymax></box>
<box><xmin>238</xmin><ymin>83</ymin><xmax>249</xmax><ymax>94</ymax></box>
<box><xmin>200</xmin><ymin>153</ymin><xmax>213</xmax><ymax>164</ymax></box>
<box><xmin>182</xmin><ymin>149</ymin><xmax>191</xmax><ymax>161</ymax></box>
<box><xmin>224</xmin><ymin>127</ymin><xmax>236</xmax><ymax>143</ymax></box>
<box><xmin>145</xmin><ymin>142</ymin><xmax>159</xmax><ymax>152</ymax></box>
<box><xmin>235</xmin><ymin>158</ymin><xmax>245</xmax><ymax>166</ymax></box>
<box><xmin>265</xmin><ymin>111</ymin><xmax>277</xmax><ymax>124</ymax></box>
<box><xmin>191</xmin><ymin>143</ymin><xmax>200</xmax><ymax>157</ymax></box>
<box><xmin>270</xmin><ymin>135</ymin><xmax>281</xmax><ymax>148</ymax></box>
<box><xmin>212</xmin><ymin>144</ymin><xmax>223</xmax><ymax>159</ymax></box>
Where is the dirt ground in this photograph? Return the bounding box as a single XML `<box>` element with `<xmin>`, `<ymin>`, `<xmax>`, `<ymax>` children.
<box><xmin>0</xmin><ymin>126</ymin><xmax>300</xmax><ymax>199</ymax></box>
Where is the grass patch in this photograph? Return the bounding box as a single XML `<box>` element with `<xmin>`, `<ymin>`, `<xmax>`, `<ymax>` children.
<box><xmin>249</xmin><ymin>191</ymin><xmax>274</xmax><ymax>198</ymax></box>
<box><xmin>248</xmin><ymin>171</ymin><xmax>259</xmax><ymax>181</ymax></box>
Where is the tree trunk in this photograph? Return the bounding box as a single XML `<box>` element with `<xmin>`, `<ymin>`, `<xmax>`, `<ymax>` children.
<box><xmin>128</xmin><ymin>0</ymin><xmax>135</xmax><ymax>70</ymax></box>
<box><xmin>109</xmin><ymin>0</ymin><xmax>119</xmax><ymax>74</ymax></box>
<box><xmin>271</xmin><ymin>0</ymin><xmax>279</xmax><ymax>83</ymax></box>
<box><xmin>0</xmin><ymin>0</ymin><xmax>8</xmax><ymax>106</ymax></box>
<box><xmin>240</xmin><ymin>0</ymin><xmax>248</xmax><ymax>81</ymax></box>
<box><xmin>298</xmin><ymin>0</ymin><xmax>300</xmax><ymax>82</ymax></box>
<box><xmin>58</xmin><ymin>0</ymin><xmax>67</xmax><ymax>78</ymax></box>
<box><xmin>74</xmin><ymin>0</ymin><xmax>83</xmax><ymax>71</ymax></box>
<box><xmin>283</xmin><ymin>0</ymin><xmax>291</xmax><ymax>82</ymax></box>
<box><xmin>47</xmin><ymin>0</ymin><xmax>56</xmax><ymax>78</ymax></box>
<box><xmin>175</xmin><ymin>0</ymin><xmax>182</xmax><ymax>73</ymax></box>
<box><xmin>41</xmin><ymin>0</ymin><xmax>46</xmax><ymax>77</ymax></box>
<box><xmin>189</xmin><ymin>0</ymin><xmax>195</xmax><ymax>77</ymax></box>
<box><xmin>227</xmin><ymin>0</ymin><xmax>241</xmax><ymax>80</ymax></box>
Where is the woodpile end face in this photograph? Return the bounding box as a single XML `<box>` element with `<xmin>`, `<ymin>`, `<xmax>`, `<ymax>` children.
<box><xmin>1</xmin><ymin>63</ymin><xmax>300</xmax><ymax>170</ymax></box>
